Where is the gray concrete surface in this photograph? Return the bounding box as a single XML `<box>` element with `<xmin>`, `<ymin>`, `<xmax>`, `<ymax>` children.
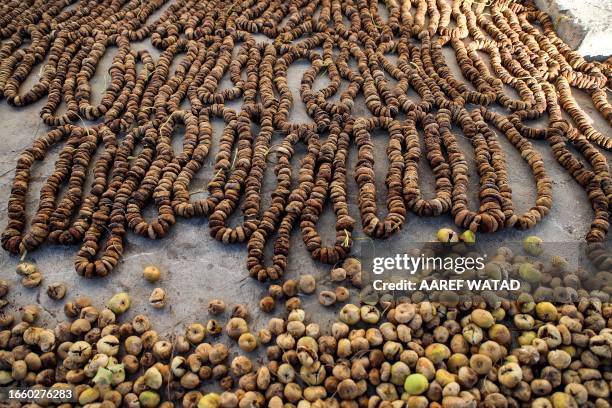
<box><xmin>535</xmin><ymin>0</ymin><xmax>612</xmax><ymax>60</ymax></box>
<box><xmin>0</xmin><ymin>14</ymin><xmax>611</xmax><ymax>338</ymax></box>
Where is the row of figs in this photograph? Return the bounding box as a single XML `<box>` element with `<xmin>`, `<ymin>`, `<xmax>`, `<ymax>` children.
<box><xmin>1</xmin><ymin>0</ymin><xmax>611</xmax><ymax>279</ymax></box>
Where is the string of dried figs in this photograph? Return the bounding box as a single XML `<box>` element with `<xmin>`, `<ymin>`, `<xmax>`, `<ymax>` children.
<box><xmin>299</xmin><ymin>117</ymin><xmax>355</xmax><ymax>266</ymax></box>
<box><xmin>402</xmin><ymin>110</ymin><xmax>453</xmax><ymax>217</ymax></box>
<box><xmin>353</xmin><ymin>116</ymin><xmax>406</xmax><ymax>238</ymax></box>
<box><xmin>0</xmin><ymin>0</ymin><xmax>611</xmax><ymax>280</ymax></box>
<box><xmin>247</xmin><ymin>127</ymin><xmax>321</xmax><ymax>282</ymax></box>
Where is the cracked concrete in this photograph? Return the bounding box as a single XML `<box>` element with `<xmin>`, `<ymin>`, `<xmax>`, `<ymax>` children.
<box><xmin>0</xmin><ymin>16</ymin><xmax>611</xmax><ymax>337</ymax></box>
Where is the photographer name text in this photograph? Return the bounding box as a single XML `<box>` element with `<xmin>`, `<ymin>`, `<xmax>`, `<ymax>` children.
<box><xmin>372</xmin><ymin>278</ymin><xmax>520</xmax><ymax>291</ymax></box>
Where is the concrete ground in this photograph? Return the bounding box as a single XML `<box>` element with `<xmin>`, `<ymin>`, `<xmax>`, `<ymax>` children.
<box><xmin>535</xmin><ymin>0</ymin><xmax>612</xmax><ymax>60</ymax></box>
<box><xmin>0</xmin><ymin>8</ymin><xmax>611</xmax><ymax>337</ymax></box>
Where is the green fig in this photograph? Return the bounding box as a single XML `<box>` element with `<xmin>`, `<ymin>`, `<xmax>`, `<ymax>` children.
<box><xmin>78</xmin><ymin>387</ymin><xmax>100</xmax><ymax>405</ymax></box>
<box><xmin>198</xmin><ymin>393</ymin><xmax>221</xmax><ymax>408</ymax></box>
<box><xmin>139</xmin><ymin>390</ymin><xmax>161</xmax><ymax>408</ymax></box>
<box><xmin>107</xmin><ymin>292</ymin><xmax>131</xmax><ymax>314</ymax></box>
<box><xmin>92</xmin><ymin>367</ymin><xmax>112</xmax><ymax>385</ymax></box>
<box><xmin>518</xmin><ymin>263</ymin><xmax>541</xmax><ymax>283</ymax></box>
<box><xmin>404</xmin><ymin>373</ymin><xmax>429</xmax><ymax>395</ymax></box>
<box><xmin>523</xmin><ymin>236</ymin><xmax>544</xmax><ymax>256</ymax></box>
<box><xmin>460</xmin><ymin>230</ymin><xmax>476</xmax><ymax>244</ymax></box>
<box><xmin>144</xmin><ymin>366</ymin><xmax>163</xmax><ymax>389</ymax></box>
<box><xmin>437</xmin><ymin>228</ymin><xmax>459</xmax><ymax>244</ymax></box>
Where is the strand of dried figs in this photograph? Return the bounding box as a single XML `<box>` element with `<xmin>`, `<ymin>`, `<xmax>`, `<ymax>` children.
<box><xmin>2</xmin><ymin>125</ymin><xmax>84</xmax><ymax>254</ymax></box>
<box><xmin>402</xmin><ymin>110</ymin><xmax>453</xmax><ymax>218</ymax></box>
<box><xmin>353</xmin><ymin>116</ymin><xmax>406</xmax><ymax>238</ymax></box>
<box><xmin>300</xmin><ymin>117</ymin><xmax>354</xmax><ymax>266</ymax></box>
<box><xmin>246</xmin><ymin>127</ymin><xmax>320</xmax><ymax>282</ymax></box>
